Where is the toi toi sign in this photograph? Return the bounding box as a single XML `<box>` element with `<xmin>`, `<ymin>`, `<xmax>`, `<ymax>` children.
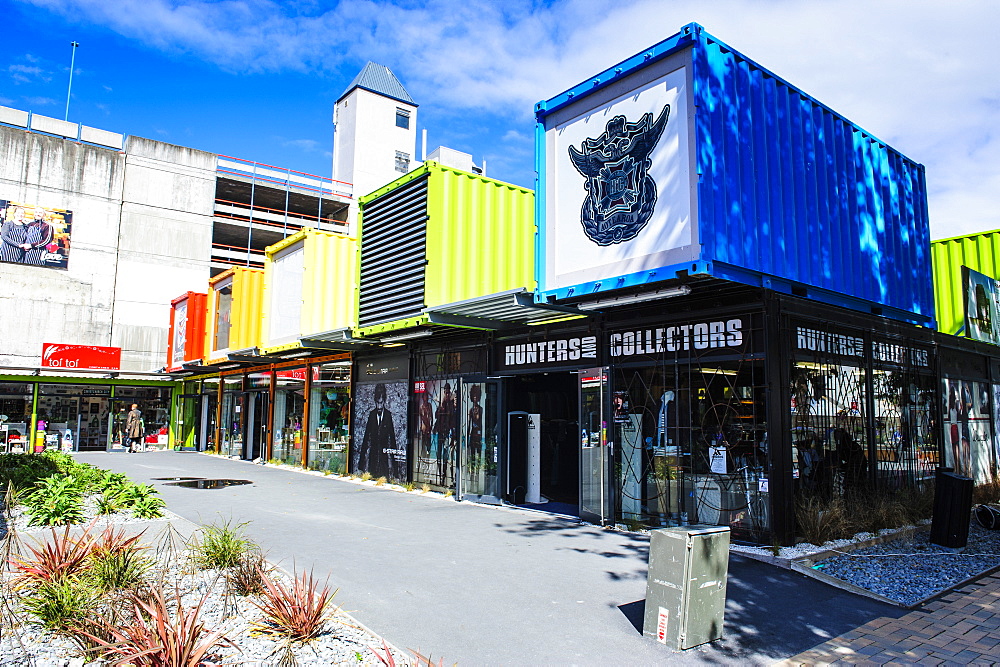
<box><xmin>42</xmin><ymin>344</ymin><xmax>122</xmax><ymax>371</ymax></box>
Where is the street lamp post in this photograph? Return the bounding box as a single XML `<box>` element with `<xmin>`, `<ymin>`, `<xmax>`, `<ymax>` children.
<box><xmin>64</xmin><ymin>41</ymin><xmax>79</xmax><ymax>122</ymax></box>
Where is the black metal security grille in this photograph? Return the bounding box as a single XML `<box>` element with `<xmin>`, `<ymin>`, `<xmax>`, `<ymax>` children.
<box><xmin>359</xmin><ymin>174</ymin><xmax>428</xmax><ymax>327</ymax></box>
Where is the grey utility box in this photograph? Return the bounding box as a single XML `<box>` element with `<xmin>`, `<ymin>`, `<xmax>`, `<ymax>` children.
<box><xmin>642</xmin><ymin>525</ymin><xmax>730</xmax><ymax>650</ymax></box>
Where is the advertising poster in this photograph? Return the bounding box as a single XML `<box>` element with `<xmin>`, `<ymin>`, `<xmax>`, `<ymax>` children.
<box><xmin>171</xmin><ymin>301</ymin><xmax>188</xmax><ymax>368</ymax></box>
<box><xmin>0</xmin><ymin>200</ymin><xmax>72</xmax><ymax>269</ymax></box>
<box><xmin>543</xmin><ymin>64</ymin><xmax>693</xmax><ymax>293</ymax></box>
<box><xmin>352</xmin><ymin>381</ymin><xmax>407</xmax><ymax>480</ymax></box>
<box><xmin>993</xmin><ymin>384</ymin><xmax>1000</xmax><ymax>474</ymax></box>
<box><xmin>943</xmin><ymin>378</ymin><xmax>996</xmax><ymax>483</ymax></box>
<box><xmin>612</xmin><ymin>390</ymin><xmax>631</xmax><ymax>423</ymax></box>
<box><xmin>962</xmin><ymin>266</ymin><xmax>1000</xmax><ymax>344</ymax></box>
<box><xmin>413</xmin><ymin>378</ymin><xmax>459</xmax><ymax>488</ymax></box>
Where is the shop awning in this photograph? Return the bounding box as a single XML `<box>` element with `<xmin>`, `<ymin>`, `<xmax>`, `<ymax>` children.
<box><xmin>298</xmin><ymin>328</ymin><xmax>371</xmax><ymax>351</ymax></box>
<box><xmin>422</xmin><ymin>289</ymin><xmax>586</xmax><ymax>329</ymax></box>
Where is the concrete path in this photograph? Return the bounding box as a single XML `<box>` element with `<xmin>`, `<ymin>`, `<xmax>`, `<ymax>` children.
<box><xmin>75</xmin><ymin>451</ymin><xmax>904</xmax><ymax>665</ymax></box>
<box><xmin>781</xmin><ymin>572</ymin><xmax>1000</xmax><ymax>665</ymax></box>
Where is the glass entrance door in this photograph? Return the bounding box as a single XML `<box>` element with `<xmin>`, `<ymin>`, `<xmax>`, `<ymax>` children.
<box><xmin>242</xmin><ymin>391</ymin><xmax>269</xmax><ymax>461</ymax></box>
<box><xmin>579</xmin><ymin>368</ymin><xmax>610</xmax><ymax>524</ymax></box>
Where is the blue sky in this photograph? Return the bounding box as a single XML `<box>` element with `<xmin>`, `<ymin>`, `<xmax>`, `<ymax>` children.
<box><xmin>3</xmin><ymin>0</ymin><xmax>999</xmax><ymax>240</ymax></box>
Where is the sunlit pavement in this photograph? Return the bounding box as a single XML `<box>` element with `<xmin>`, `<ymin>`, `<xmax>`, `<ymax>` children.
<box><xmin>75</xmin><ymin>451</ymin><xmax>905</xmax><ymax>665</ymax></box>
<box><xmin>780</xmin><ymin>572</ymin><xmax>1000</xmax><ymax>665</ymax></box>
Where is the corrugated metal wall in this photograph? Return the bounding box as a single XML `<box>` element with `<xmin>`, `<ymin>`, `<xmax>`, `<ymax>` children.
<box><xmin>692</xmin><ymin>29</ymin><xmax>933</xmax><ymax>321</ymax></box>
<box><xmin>207</xmin><ymin>266</ymin><xmax>264</xmax><ymax>359</ymax></box>
<box><xmin>358</xmin><ymin>174</ymin><xmax>428</xmax><ymax>327</ymax></box>
<box><xmin>932</xmin><ymin>231</ymin><xmax>1000</xmax><ymax>335</ymax></box>
<box><xmin>424</xmin><ymin>163</ymin><xmax>535</xmax><ymax>307</ymax></box>
<box><xmin>302</xmin><ymin>230</ymin><xmax>358</xmax><ymax>335</ymax></box>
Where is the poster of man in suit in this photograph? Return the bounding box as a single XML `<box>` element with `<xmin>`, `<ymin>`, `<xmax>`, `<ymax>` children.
<box><xmin>352</xmin><ymin>381</ymin><xmax>407</xmax><ymax>480</ymax></box>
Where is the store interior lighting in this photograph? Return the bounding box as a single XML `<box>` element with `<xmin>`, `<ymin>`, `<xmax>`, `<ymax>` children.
<box><xmin>574</xmin><ymin>285</ymin><xmax>691</xmax><ymax>311</ymax></box>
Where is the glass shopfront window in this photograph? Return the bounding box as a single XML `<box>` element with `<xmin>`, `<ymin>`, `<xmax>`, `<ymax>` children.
<box><xmin>872</xmin><ymin>368</ymin><xmax>937</xmax><ymax>487</ymax></box>
<box><xmin>111</xmin><ymin>386</ymin><xmax>172</xmax><ymax>451</ymax></box>
<box><xmin>39</xmin><ymin>384</ymin><xmax>111</xmax><ymax>452</ymax></box>
<box><xmin>272</xmin><ymin>370</ymin><xmax>305</xmax><ymax>465</ymax></box>
<box><xmin>307</xmin><ymin>362</ymin><xmax>351</xmax><ymax>473</ymax></box>
<box><xmin>791</xmin><ymin>361</ymin><xmax>868</xmax><ymax>499</ymax></box>
<box><xmin>614</xmin><ymin>361</ymin><xmax>768</xmax><ymax>541</ymax></box>
<box><xmin>0</xmin><ymin>383</ymin><xmax>33</xmax><ymax>452</ymax></box>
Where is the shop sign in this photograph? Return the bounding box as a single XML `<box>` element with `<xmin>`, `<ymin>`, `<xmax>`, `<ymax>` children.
<box><xmin>275</xmin><ymin>367</ymin><xmax>321</xmax><ymax>382</ymax></box>
<box><xmin>541</xmin><ymin>59</ymin><xmax>695</xmax><ymax>296</ymax></box>
<box><xmin>496</xmin><ymin>334</ymin><xmax>599</xmax><ymax>371</ymax></box>
<box><xmin>609</xmin><ymin>318</ymin><xmax>745</xmax><ymax>359</ymax></box>
<box><xmin>358</xmin><ymin>353</ymin><xmax>409</xmax><ymax>382</ymax></box>
<box><xmin>795</xmin><ymin>326</ymin><xmax>930</xmax><ymax>368</ymax></box>
<box><xmin>42</xmin><ymin>343</ymin><xmax>121</xmax><ymax>370</ymax></box>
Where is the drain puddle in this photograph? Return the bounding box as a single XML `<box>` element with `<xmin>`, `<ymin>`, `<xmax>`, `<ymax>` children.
<box><xmin>164</xmin><ymin>479</ymin><xmax>253</xmax><ymax>489</ymax></box>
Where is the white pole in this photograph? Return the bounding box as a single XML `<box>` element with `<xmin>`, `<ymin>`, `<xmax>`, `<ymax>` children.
<box><xmin>64</xmin><ymin>41</ymin><xmax>79</xmax><ymax>121</ymax></box>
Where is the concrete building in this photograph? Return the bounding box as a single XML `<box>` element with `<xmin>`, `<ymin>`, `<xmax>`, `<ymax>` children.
<box><xmin>0</xmin><ymin>114</ymin><xmax>215</xmax><ymax>372</ymax></box>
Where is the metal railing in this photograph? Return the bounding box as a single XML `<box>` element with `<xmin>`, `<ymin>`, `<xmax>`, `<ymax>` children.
<box><xmin>216</xmin><ymin>155</ymin><xmax>353</xmax><ymax>200</ymax></box>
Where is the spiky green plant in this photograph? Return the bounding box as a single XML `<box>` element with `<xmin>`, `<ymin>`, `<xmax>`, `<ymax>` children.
<box><xmin>189</xmin><ymin>520</ymin><xmax>258</xmax><ymax>571</ymax></box>
<box><xmin>21</xmin><ymin>577</ymin><xmax>99</xmax><ymax>630</ymax></box>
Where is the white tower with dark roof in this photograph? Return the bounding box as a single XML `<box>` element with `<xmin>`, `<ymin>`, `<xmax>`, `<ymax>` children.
<box><xmin>333</xmin><ymin>62</ymin><xmax>418</xmax><ymax>219</ymax></box>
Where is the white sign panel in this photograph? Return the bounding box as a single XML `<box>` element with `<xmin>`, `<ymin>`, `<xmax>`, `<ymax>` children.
<box><xmin>544</xmin><ymin>64</ymin><xmax>693</xmax><ymax>293</ymax></box>
<box><xmin>269</xmin><ymin>244</ymin><xmax>305</xmax><ymax>343</ymax></box>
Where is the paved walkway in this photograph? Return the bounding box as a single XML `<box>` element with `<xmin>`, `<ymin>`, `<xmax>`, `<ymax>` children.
<box><xmin>76</xmin><ymin>451</ymin><xmax>905</xmax><ymax>665</ymax></box>
<box><xmin>781</xmin><ymin>572</ymin><xmax>1000</xmax><ymax>665</ymax></box>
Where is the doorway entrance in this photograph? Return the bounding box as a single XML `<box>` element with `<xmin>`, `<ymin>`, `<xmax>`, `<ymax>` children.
<box><xmin>241</xmin><ymin>390</ymin><xmax>269</xmax><ymax>461</ymax></box>
<box><xmin>505</xmin><ymin>372</ymin><xmax>580</xmax><ymax>514</ymax></box>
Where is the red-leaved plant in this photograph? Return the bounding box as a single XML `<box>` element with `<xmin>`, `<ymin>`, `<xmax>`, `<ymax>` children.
<box><xmin>251</xmin><ymin>569</ymin><xmax>337</xmax><ymax>641</ymax></box>
<box><xmin>74</xmin><ymin>584</ymin><xmax>234</xmax><ymax>666</ymax></box>
<box><xmin>89</xmin><ymin>525</ymin><xmax>146</xmax><ymax>559</ymax></box>
<box><xmin>11</xmin><ymin>523</ymin><xmax>95</xmax><ymax>587</ymax></box>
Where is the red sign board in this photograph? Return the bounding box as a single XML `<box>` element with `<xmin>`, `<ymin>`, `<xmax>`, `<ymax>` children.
<box><xmin>42</xmin><ymin>344</ymin><xmax>122</xmax><ymax>371</ymax></box>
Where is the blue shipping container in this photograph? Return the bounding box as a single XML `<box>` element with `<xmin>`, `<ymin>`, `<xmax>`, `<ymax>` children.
<box><xmin>535</xmin><ymin>23</ymin><xmax>933</xmax><ymax>326</ymax></box>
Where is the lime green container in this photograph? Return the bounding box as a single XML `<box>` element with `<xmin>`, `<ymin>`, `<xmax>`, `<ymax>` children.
<box><xmin>356</xmin><ymin>161</ymin><xmax>534</xmax><ymax>336</ymax></box>
<box><xmin>931</xmin><ymin>229</ymin><xmax>1000</xmax><ymax>335</ymax></box>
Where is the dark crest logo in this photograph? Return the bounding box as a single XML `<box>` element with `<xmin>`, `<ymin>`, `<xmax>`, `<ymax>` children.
<box><xmin>568</xmin><ymin>105</ymin><xmax>670</xmax><ymax>246</ymax></box>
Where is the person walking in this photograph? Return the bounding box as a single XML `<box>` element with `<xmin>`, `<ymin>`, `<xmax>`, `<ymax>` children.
<box><xmin>126</xmin><ymin>403</ymin><xmax>144</xmax><ymax>453</ymax></box>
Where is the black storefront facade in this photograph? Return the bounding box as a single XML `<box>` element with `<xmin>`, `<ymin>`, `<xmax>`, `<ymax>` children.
<box><xmin>347</xmin><ymin>286</ymin><xmax>1000</xmax><ymax>546</ymax></box>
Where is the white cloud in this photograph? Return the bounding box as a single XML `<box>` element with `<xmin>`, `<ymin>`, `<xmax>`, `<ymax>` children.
<box><xmin>17</xmin><ymin>0</ymin><xmax>1000</xmax><ymax>238</ymax></box>
<box><xmin>282</xmin><ymin>138</ymin><xmax>321</xmax><ymax>152</ymax></box>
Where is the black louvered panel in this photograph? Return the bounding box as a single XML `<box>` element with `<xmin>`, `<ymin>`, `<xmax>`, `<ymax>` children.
<box><xmin>359</xmin><ymin>175</ymin><xmax>428</xmax><ymax>327</ymax></box>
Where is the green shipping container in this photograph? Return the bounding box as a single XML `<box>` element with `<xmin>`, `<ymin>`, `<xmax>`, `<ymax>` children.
<box><xmin>932</xmin><ymin>230</ymin><xmax>1000</xmax><ymax>335</ymax></box>
<box><xmin>356</xmin><ymin>161</ymin><xmax>535</xmax><ymax>336</ymax></box>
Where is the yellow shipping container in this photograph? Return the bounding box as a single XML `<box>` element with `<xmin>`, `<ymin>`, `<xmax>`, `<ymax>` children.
<box><xmin>204</xmin><ymin>266</ymin><xmax>265</xmax><ymax>362</ymax></box>
<box><xmin>261</xmin><ymin>228</ymin><xmax>358</xmax><ymax>352</ymax></box>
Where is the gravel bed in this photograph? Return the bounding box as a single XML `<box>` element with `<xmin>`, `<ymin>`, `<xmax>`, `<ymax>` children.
<box><xmin>812</xmin><ymin>519</ymin><xmax>1000</xmax><ymax>606</ymax></box>
<box><xmin>1</xmin><ymin>503</ymin><xmax>409</xmax><ymax>666</ymax></box>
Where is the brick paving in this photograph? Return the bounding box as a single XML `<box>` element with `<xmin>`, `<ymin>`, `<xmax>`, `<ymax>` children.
<box><xmin>779</xmin><ymin>571</ymin><xmax>1000</xmax><ymax>665</ymax></box>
